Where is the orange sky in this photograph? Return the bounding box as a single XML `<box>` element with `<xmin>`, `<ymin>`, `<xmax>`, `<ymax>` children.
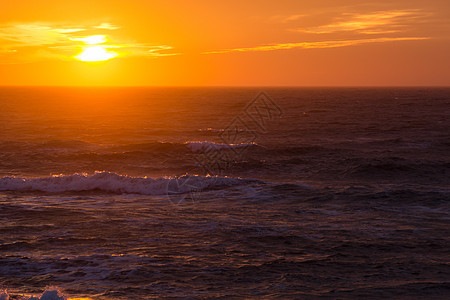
<box><xmin>0</xmin><ymin>0</ymin><xmax>449</xmax><ymax>86</ymax></box>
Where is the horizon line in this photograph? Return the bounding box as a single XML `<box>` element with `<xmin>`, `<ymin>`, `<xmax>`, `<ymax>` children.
<box><xmin>0</xmin><ymin>85</ymin><xmax>449</xmax><ymax>88</ymax></box>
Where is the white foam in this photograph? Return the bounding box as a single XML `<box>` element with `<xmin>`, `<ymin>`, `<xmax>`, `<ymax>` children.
<box><xmin>39</xmin><ymin>289</ymin><xmax>66</xmax><ymax>300</ymax></box>
<box><xmin>0</xmin><ymin>288</ymin><xmax>66</xmax><ymax>300</ymax></box>
<box><xmin>185</xmin><ymin>141</ymin><xmax>257</xmax><ymax>152</ymax></box>
<box><xmin>0</xmin><ymin>172</ymin><xmax>258</xmax><ymax>195</ymax></box>
<box><xmin>198</xmin><ymin>128</ymin><xmax>225</xmax><ymax>132</ymax></box>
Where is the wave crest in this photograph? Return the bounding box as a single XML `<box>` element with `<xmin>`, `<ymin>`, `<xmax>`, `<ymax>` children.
<box><xmin>185</xmin><ymin>141</ymin><xmax>258</xmax><ymax>152</ymax></box>
<box><xmin>1</xmin><ymin>287</ymin><xmax>67</xmax><ymax>300</ymax></box>
<box><xmin>0</xmin><ymin>172</ymin><xmax>259</xmax><ymax>195</ymax></box>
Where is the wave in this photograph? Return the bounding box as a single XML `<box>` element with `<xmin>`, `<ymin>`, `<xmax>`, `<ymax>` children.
<box><xmin>0</xmin><ymin>140</ymin><xmax>261</xmax><ymax>153</ymax></box>
<box><xmin>341</xmin><ymin>159</ymin><xmax>450</xmax><ymax>183</ymax></box>
<box><xmin>185</xmin><ymin>141</ymin><xmax>258</xmax><ymax>152</ymax></box>
<box><xmin>0</xmin><ymin>171</ymin><xmax>260</xmax><ymax>195</ymax></box>
<box><xmin>1</xmin><ymin>287</ymin><xmax>67</xmax><ymax>300</ymax></box>
<box><xmin>198</xmin><ymin>128</ymin><xmax>225</xmax><ymax>132</ymax></box>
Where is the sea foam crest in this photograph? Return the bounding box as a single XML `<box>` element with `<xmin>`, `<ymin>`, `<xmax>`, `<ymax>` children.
<box><xmin>0</xmin><ymin>172</ymin><xmax>258</xmax><ymax>195</ymax></box>
<box><xmin>0</xmin><ymin>287</ymin><xmax>67</xmax><ymax>300</ymax></box>
<box><xmin>185</xmin><ymin>141</ymin><xmax>258</xmax><ymax>152</ymax></box>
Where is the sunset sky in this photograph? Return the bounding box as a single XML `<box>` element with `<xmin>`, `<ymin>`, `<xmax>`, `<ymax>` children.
<box><xmin>0</xmin><ymin>0</ymin><xmax>449</xmax><ymax>86</ymax></box>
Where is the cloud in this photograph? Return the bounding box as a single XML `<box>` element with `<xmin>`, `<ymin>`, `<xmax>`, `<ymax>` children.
<box><xmin>105</xmin><ymin>44</ymin><xmax>181</xmax><ymax>58</ymax></box>
<box><xmin>203</xmin><ymin>37</ymin><xmax>429</xmax><ymax>54</ymax></box>
<box><xmin>94</xmin><ymin>23</ymin><xmax>120</xmax><ymax>30</ymax></box>
<box><xmin>52</xmin><ymin>28</ymin><xmax>86</xmax><ymax>33</ymax></box>
<box><xmin>70</xmin><ymin>35</ymin><xmax>108</xmax><ymax>44</ymax></box>
<box><xmin>147</xmin><ymin>45</ymin><xmax>180</xmax><ymax>57</ymax></box>
<box><xmin>297</xmin><ymin>10</ymin><xmax>428</xmax><ymax>34</ymax></box>
<box><xmin>0</xmin><ymin>22</ymin><xmax>178</xmax><ymax>63</ymax></box>
<box><xmin>0</xmin><ymin>24</ymin><xmax>83</xmax><ymax>45</ymax></box>
<box><xmin>270</xmin><ymin>14</ymin><xmax>307</xmax><ymax>23</ymax></box>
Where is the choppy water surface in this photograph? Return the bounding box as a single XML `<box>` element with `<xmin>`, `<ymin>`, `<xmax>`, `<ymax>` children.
<box><xmin>0</xmin><ymin>87</ymin><xmax>449</xmax><ymax>299</ymax></box>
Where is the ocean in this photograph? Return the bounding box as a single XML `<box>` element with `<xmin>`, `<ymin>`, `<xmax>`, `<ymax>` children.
<box><xmin>0</xmin><ymin>87</ymin><xmax>449</xmax><ymax>299</ymax></box>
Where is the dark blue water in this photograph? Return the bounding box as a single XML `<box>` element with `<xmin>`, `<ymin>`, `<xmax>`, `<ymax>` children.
<box><xmin>0</xmin><ymin>87</ymin><xmax>449</xmax><ymax>299</ymax></box>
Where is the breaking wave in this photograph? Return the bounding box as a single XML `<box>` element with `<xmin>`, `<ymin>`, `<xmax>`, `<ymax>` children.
<box><xmin>185</xmin><ymin>141</ymin><xmax>259</xmax><ymax>152</ymax></box>
<box><xmin>0</xmin><ymin>171</ymin><xmax>261</xmax><ymax>195</ymax></box>
<box><xmin>1</xmin><ymin>287</ymin><xmax>67</xmax><ymax>300</ymax></box>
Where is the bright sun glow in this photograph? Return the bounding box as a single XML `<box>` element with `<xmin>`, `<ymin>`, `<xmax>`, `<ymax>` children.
<box><xmin>75</xmin><ymin>45</ymin><xmax>119</xmax><ymax>62</ymax></box>
<box><xmin>72</xmin><ymin>34</ymin><xmax>119</xmax><ymax>62</ymax></box>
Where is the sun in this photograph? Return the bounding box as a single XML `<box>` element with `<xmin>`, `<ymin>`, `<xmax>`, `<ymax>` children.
<box><xmin>75</xmin><ymin>45</ymin><xmax>119</xmax><ymax>62</ymax></box>
<box><xmin>72</xmin><ymin>35</ymin><xmax>119</xmax><ymax>62</ymax></box>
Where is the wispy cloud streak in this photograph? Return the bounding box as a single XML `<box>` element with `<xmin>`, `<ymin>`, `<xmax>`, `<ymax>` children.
<box><xmin>204</xmin><ymin>37</ymin><xmax>429</xmax><ymax>54</ymax></box>
<box><xmin>297</xmin><ymin>10</ymin><xmax>428</xmax><ymax>34</ymax></box>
